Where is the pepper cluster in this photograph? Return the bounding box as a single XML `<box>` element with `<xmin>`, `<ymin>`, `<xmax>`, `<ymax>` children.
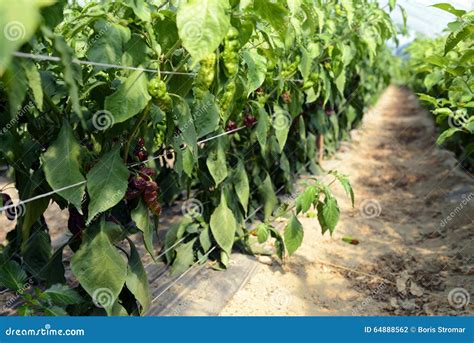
<box><xmin>154</xmin><ymin>122</ymin><xmax>166</xmax><ymax>147</ymax></box>
<box><xmin>133</xmin><ymin>138</ymin><xmax>148</xmax><ymax>162</ymax></box>
<box><xmin>220</xmin><ymin>81</ymin><xmax>236</xmax><ymax>119</ymax></box>
<box><xmin>222</xmin><ymin>27</ymin><xmax>240</xmax><ymax>77</ymax></box>
<box><xmin>148</xmin><ymin>76</ymin><xmax>172</xmax><ymax>112</ymax></box>
<box><xmin>302</xmin><ymin>72</ymin><xmax>319</xmax><ymax>90</ymax></box>
<box><xmin>280</xmin><ymin>55</ymin><xmax>301</xmax><ymax>79</ymax></box>
<box><xmin>194</xmin><ymin>53</ymin><xmax>216</xmax><ymax>98</ymax></box>
<box><xmin>126</xmin><ymin>166</ymin><xmax>161</xmax><ymax>216</ymax></box>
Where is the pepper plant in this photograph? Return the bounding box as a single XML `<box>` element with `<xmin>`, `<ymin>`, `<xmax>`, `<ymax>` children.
<box><xmin>406</xmin><ymin>4</ymin><xmax>474</xmax><ymax>169</ymax></box>
<box><xmin>0</xmin><ymin>0</ymin><xmax>400</xmax><ymax>315</ymax></box>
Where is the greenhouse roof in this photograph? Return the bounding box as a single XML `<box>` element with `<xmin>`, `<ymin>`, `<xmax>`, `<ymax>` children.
<box><xmin>382</xmin><ymin>0</ymin><xmax>473</xmax><ymax>45</ymax></box>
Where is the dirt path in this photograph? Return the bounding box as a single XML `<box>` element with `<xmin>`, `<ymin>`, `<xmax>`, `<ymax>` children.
<box><xmin>220</xmin><ymin>86</ymin><xmax>474</xmax><ymax>316</ymax></box>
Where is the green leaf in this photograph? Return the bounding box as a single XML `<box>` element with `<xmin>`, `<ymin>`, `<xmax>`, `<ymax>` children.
<box><xmin>259</xmin><ymin>173</ymin><xmax>277</xmax><ymax>220</ymax></box>
<box><xmin>44</xmin><ymin>306</ymin><xmax>68</xmax><ymax>316</ymax></box>
<box><xmin>431</xmin><ymin>3</ymin><xmax>466</xmax><ymax>17</ymax></box>
<box><xmin>199</xmin><ymin>226</ymin><xmax>212</xmax><ymax>253</ymax></box>
<box><xmin>54</xmin><ymin>36</ymin><xmax>84</xmax><ymax>127</ymax></box>
<box><xmin>131</xmin><ymin>199</ymin><xmax>154</xmax><ymax>259</ymax></box>
<box><xmin>335</xmin><ymin>70</ymin><xmax>346</xmax><ymax>96</ymax></box>
<box><xmin>122</xmin><ymin>33</ymin><xmax>150</xmax><ymax>67</ymax></box>
<box><xmin>23</xmin><ymin>230</ymin><xmax>51</xmax><ymax>276</ymax></box>
<box><xmin>317</xmin><ymin>195</ymin><xmax>340</xmax><ymax>235</ymax></box>
<box><xmin>445</xmin><ymin>25</ymin><xmax>474</xmax><ymax>54</ymax></box>
<box><xmin>341</xmin><ymin>0</ymin><xmax>354</xmax><ymax>27</ymax></box>
<box><xmin>210</xmin><ymin>192</ymin><xmax>237</xmax><ymax>254</ymax></box>
<box><xmin>120</xmin><ymin>0</ymin><xmax>151</xmax><ymax>22</ymax></box>
<box><xmin>193</xmin><ymin>92</ymin><xmax>220</xmax><ymax>138</ymax></box>
<box><xmin>332</xmin><ymin>172</ymin><xmax>355</xmax><ymax>207</ymax></box>
<box><xmin>70</xmin><ymin>221</ymin><xmax>127</xmax><ymax>315</ymax></box>
<box><xmin>22</xmin><ymin>60</ymin><xmax>43</xmax><ymax>110</ymax></box>
<box><xmin>87</xmin><ymin>20</ymin><xmax>131</xmax><ymax>67</ymax></box>
<box><xmin>104</xmin><ymin>70</ymin><xmax>151</xmax><ymax>124</ymax></box>
<box><xmin>254</xmin><ymin>0</ymin><xmax>288</xmax><ymax>39</ymax></box>
<box><xmin>242</xmin><ymin>51</ymin><xmax>267</xmax><ymax>96</ymax></box>
<box><xmin>417</xmin><ymin>93</ymin><xmax>439</xmax><ymax>107</ymax></box>
<box><xmin>42</xmin><ymin>121</ymin><xmax>86</xmax><ymax>209</ymax></box>
<box><xmin>171</xmin><ymin>238</ymin><xmax>197</xmax><ymax>275</ymax></box>
<box><xmin>426</xmin><ymin>55</ymin><xmax>448</xmax><ymax>68</ymax></box>
<box><xmin>0</xmin><ymin>260</ymin><xmax>27</xmax><ymax>291</ymax></box>
<box><xmin>206</xmin><ymin>138</ymin><xmax>228</xmax><ymax>186</ymax></box>
<box><xmin>274</xmin><ymin>105</ymin><xmax>291</xmax><ymax>152</ymax></box>
<box><xmin>174</xmin><ymin>96</ymin><xmax>198</xmax><ymax>156</ymax></box>
<box><xmin>182</xmin><ymin>146</ymin><xmax>194</xmax><ymax>178</ymax></box>
<box><xmin>268</xmin><ymin>226</ymin><xmax>285</xmax><ymax>260</ymax></box>
<box><xmin>295</xmin><ymin>186</ymin><xmax>317</xmax><ymax>214</ymax></box>
<box><xmin>44</xmin><ymin>284</ymin><xmax>82</xmax><ymax>306</ymax></box>
<box><xmin>234</xmin><ymin>161</ymin><xmax>249</xmax><ymax>213</ymax></box>
<box><xmin>399</xmin><ymin>5</ymin><xmax>407</xmax><ymax>34</ymax></box>
<box><xmin>42</xmin><ymin>246</ymin><xmax>66</xmax><ymax>287</ymax></box>
<box><xmin>0</xmin><ymin>0</ymin><xmax>51</xmax><ymax>75</ymax></box>
<box><xmin>284</xmin><ymin>215</ymin><xmax>303</xmax><ymax>256</ymax></box>
<box><xmin>125</xmin><ymin>239</ymin><xmax>151</xmax><ymax>314</ymax></box>
<box><xmin>3</xmin><ymin>60</ymin><xmax>28</xmax><ymax>116</ymax></box>
<box><xmin>256</xmin><ymin>107</ymin><xmax>270</xmax><ymax>149</ymax></box>
<box><xmin>176</xmin><ymin>0</ymin><xmax>231</xmax><ymax>64</ymax></box>
<box><xmin>436</xmin><ymin>127</ymin><xmax>460</xmax><ymax>145</ymax></box>
<box><xmin>433</xmin><ymin>108</ymin><xmax>453</xmax><ymax>116</ymax></box>
<box><xmin>20</xmin><ymin>197</ymin><xmax>49</xmax><ymax>247</ymax></box>
<box><xmin>86</xmin><ymin>147</ymin><xmax>129</xmax><ymax>224</ymax></box>
<box><xmin>388</xmin><ymin>0</ymin><xmax>396</xmax><ymax>11</ymax></box>
<box><xmin>256</xmin><ymin>223</ymin><xmax>269</xmax><ymax>244</ymax></box>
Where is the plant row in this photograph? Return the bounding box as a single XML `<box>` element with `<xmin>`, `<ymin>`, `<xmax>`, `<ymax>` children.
<box><xmin>0</xmin><ymin>0</ymin><xmax>399</xmax><ymax>315</ymax></box>
<box><xmin>406</xmin><ymin>4</ymin><xmax>473</xmax><ymax>169</ymax></box>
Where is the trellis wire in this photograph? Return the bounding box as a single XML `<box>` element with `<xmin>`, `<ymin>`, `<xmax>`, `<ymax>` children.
<box><xmin>13</xmin><ymin>52</ymin><xmax>196</xmax><ymax>76</ymax></box>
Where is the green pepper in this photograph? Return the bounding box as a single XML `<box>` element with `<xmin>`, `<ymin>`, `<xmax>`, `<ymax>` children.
<box><xmin>194</xmin><ymin>53</ymin><xmax>217</xmax><ymax>98</ymax></box>
<box><xmin>222</xmin><ymin>26</ymin><xmax>240</xmax><ymax>77</ymax></box>
<box><xmin>220</xmin><ymin>81</ymin><xmax>236</xmax><ymax>119</ymax></box>
<box><xmin>148</xmin><ymin>77</ymin><xmax>172</xmax><ymax>112</ymax></box>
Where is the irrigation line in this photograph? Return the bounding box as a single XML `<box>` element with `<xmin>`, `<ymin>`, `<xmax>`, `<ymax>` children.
<box><xmin>12</xmin><ymin>52</ymin><xmax>196</xmax><ymax>76</ymax></box>
<box><xmin>128</xmin><ymin>126</ymin><xmax>247</xmax><ymax>168</ymax></box>
<box><xmin>0</xmin><ymin>181</ymin><xmax>87</xmax><ymax>212</ymax></box>
<box><xmin>150</xmin><ymin>246</ymin><xmax>217</xmax><ymax>304</ymax></box>
<box><xmin>0</xmin><ymin>127</ymin><xmax>248</xmax><ymax>213</ymax></box>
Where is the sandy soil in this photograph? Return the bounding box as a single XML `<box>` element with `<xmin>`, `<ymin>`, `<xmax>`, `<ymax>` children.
<box><xmin>220</xmin><ymin>86</ymin><xmax>474</xmax><ymax>316</ymax></box>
